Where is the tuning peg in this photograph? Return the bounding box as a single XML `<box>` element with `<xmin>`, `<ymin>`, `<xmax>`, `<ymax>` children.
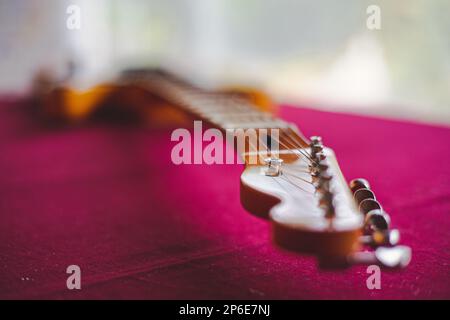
<box><xmin>310</xmin><ymin>136</ymin><xmax>322</xmax><ymax>145</ymax></box>
<box><xmin>364</xmin><ymin>209</ymin><xmax>391</xmax><ymax>233</ymax></box>
<box><xmin>316</xmin><ymin>160</ymin><xmax>329</xmax><ymax>172</ymax></box>
<box><xmin>310</xmin><ymin>136</ymin><xmax>324</xmax><ymax>158</ymax></box>
<box><xmin>359</xmin><ymin>198</ymin><xmax>382</xmax><ymax>214</ymax></box>
<box><xmin>354</xmin><ymin>188</ymin><xmax>376</xmax><ymax>205</ymax></box>
<box><xmin>315</xmin><ymin>171</ymin><xmax>332</xmax><ymax>192</ymax></box>
<box><xmin>310</xmin><ymin>154</ymin><xmax>327</xmax><ymax>173</ymax></box>
<box><xmin>359</xmin><ymin>229</ymin><xmax>400</xmax><ymax>247</ymax></box>
<box><xmin>313</xmin><ymin>173</ymin><xmax>328</xmax><ymax>188</ymax></box>
<box><xmin>311</xmin><ymin>144</ymin><xmax>323</xmax><ymax>156</ymax></box>
<box><xmin>350</xmin><ymin>178</ymin><xmax>370</xmax><ymax>193</ymax></box>
<box><xmin>348</xmin><ymin>246</ymin><xmax>412</xmax><ymax>268</ymax></box>
<box><xmin>319</xmin><ymin>189</ymin><xmax>333</xmax><ymax>205</ymax></box>
<box><xmin>313</xmin><ymin>152</ymin><xmax>326</xmax><ymax>162</ymax></box>
<box><xmin>312</xmin><ymin>158</ymin><xmax>331</xmax><ymax>184</ymax></box>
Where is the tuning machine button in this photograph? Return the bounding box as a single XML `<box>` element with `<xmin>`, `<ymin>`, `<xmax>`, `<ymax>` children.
<box><xmin>349</xmin><ymin>178</ymin><xmax>370</xmax><ymax>193</ymax></box>
<box><xmin>364</xmin><ymin>209</ymin><xmax>391</xmax><ymax>233</ymax></box>
<box><xmin>360</xmin><ymin>229</ymin><xmax>400</xmax><ymax>247</ymax></box>
<box><xmin>348</xmin><ymin>245</ymin><xmax>412</xmax><ymax>268</ymax></box>
<box><xmin>354</xmin><ymin>188</ymin><xmax>376</xmax><ymax>205</ymax></box>
<box><xmin>359</xmin><ymin>198</ymin><xmax>382</xmax><ymax>214</ymax></box>
<box><xmin>346</xmin><ymin>178</ymin><xmax>410</xmax><ymax>268</ymax></box>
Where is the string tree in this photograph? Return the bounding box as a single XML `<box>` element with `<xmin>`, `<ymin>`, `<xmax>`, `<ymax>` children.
<box><xmin>263</xmin><ymin>157</ymin><xmax>284</xmax><ymax>177</ymax></box>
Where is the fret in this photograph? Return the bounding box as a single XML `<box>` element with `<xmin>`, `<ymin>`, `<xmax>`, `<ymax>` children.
<box><xmin>186</xmin><ymin>102</ymin><xmax>251</xmax><ymax>114</ymax></box>
<box><xmin>208</xmin><ymin>114</ymin><xmax>274</xmax><ymax>125</ymax></box>
<box><xmin>221</xmin><ymin>119</ymin><xmax>289</xmax><ymax>130</ymax></box>
<box><xmin>203</xmin><ymin>111</ymin><xmax>269</xmax><ymax>121</ymax></box>
<box><xmin>180</xmin><ymin>94</ymin><xmax>255</xmax><ymax>114</ymax></box>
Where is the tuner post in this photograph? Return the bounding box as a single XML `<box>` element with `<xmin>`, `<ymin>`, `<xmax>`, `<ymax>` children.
<box><xmin>317</xmin><ymin>171</ymin><xmax>336</xmax><ymax>219</ymax></box>
<box><xmin>319</xmin><ymin>190</ymin><xmax>336</xmax><ymax>219</ymax></box>
<box><xmin>309</xmin><ymin>135</ymin><xmax>326</xmax><ymax>181</ymax></box>
<box><xmin>310</xmin><ymin>136</ymin><xmax>323</xmax><ymax>160</ymax></box>
<box><xmin>308</xmin><ymin>136</ymin><xmax>336</xmax><ymax>219</ymax></box>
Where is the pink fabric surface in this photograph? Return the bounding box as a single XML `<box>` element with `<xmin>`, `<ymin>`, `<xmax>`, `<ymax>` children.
<box><xmin>0</xmin><ymin>99</ymin><xmax>449</xmax><ymax>299</ymax></box>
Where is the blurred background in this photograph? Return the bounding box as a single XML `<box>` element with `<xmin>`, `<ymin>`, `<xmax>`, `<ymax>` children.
<box><xmin>0</xmin><ymin>0</ymin><xmax>449</xmax><ymax>124</ymax></box>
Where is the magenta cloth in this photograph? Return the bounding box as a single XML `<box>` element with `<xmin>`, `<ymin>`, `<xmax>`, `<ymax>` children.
<box><xmin>0</xmin><ymin>98</ymin><xmax>449</xmax><ymax>299</ymax></box>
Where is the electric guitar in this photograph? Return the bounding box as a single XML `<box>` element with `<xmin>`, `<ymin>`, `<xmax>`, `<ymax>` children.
<box><xmin>31</xmin><ymin>68</ymin><xmax>411</xmax><ymax>269</ymax></box>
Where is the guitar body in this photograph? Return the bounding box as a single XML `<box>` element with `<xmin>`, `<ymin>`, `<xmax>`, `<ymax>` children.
<box><xmin>33</xmin><ymin>79</ymin><xmax>274</xmax><ymax>128</ymax></box>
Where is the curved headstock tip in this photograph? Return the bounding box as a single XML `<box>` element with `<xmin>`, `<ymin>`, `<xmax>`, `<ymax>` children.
<box><xmin>240</xmin><ymin>147</ymin><xmax>363</xmax><ymax>257</ymax></box>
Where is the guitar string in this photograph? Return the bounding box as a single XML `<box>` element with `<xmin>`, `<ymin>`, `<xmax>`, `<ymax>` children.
<box><xmin>281</xmin><ymin>170</ymin><xmax>314</xmax><ymax>185</ymax></box>
<box><xmin>142</xmin><ymin>75</ymin><xmax>317</xmax><ymax>167</ymax></box>
<box><xmin>281</xmin><ymin>166</ymin><xmax>310</xmax><ymax>174</ymax></box>
<box><xmin>271</xmin><ymin>176</ymin><xmax>291</xmax><ymax>194</ymax></box>
<box><xmin>244</xmin><ymin>126</ymin><xmax>312</xmax><ymax>164</ymax></box>
<box><xmin>233</xmin><ymin>123</ymin><xmax>319</xmax><ymax>196</ymax></box>
<box><xmin>248</xmin><ymin>137</ymin><xmax>314</xmax><ymax>192</ymax></box>
<box><xmin>272</xmin><ymin>175</ymin><xmax>312</xmax><ymax>199</ymax></box>
<box><xmin>144</xmin><ymin>76</ymin><xmax>353</xmax><ymax>225</ymax></box>
<box><xmin>249</xmin><ymin>133</ymin><xmax>314</xmax><ymax>184</ymax></box>
<box><xmin>279</xmin><ymin>174</ymin><xmax>314</xmax><ymax>194</ymax></box>
<box><xmin>280</xmin><ymin>130</ymin><xmax>318</xmax><ymax>164</ymax></box>
<box><xmin>146</xmin><ymin>76</ymin><xmax>319</xmax><ymax>196</ymax></box>
<box><xmin>245</xmin><ymin>137</ymin><xmax>314</xmax><ymax>190</ymax></box>
<box><xmin>250</xmin><ymin>130</ymin><xmax>312</xmax><ymax>167</ymax></box>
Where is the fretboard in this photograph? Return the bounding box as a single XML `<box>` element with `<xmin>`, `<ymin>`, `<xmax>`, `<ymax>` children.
<box><xmin>120</xmin><ymin>69</ymin><xmax>309</xmax><ymax>152</ymax></box>
<box><xmin>122</xmin><ymin>71</ymin><xmax>290</xmax><ymax>131</ymax></box>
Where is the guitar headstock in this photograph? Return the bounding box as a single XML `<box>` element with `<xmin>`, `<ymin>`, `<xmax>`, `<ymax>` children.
<box><xmin>240</xmin><ymin>136</ymin><xmax>411</xmax><ymax>268</ymax></box>
<box><xmin>241</xmin><ymin>142</ymin><xmax>362</xmax><ymax>257</ymax></box>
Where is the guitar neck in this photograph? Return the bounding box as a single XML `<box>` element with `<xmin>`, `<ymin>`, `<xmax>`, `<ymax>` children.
<box><xmin>120</xmin><ymin>69</ymin><xmax>309</xmax><ymax>150</ymax></box>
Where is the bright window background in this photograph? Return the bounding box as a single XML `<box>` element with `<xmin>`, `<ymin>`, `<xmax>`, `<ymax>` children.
<box><xmin>0</xmin><ymin>0</ymin><xmax>449</xmax><ymax>124</ymax></box>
